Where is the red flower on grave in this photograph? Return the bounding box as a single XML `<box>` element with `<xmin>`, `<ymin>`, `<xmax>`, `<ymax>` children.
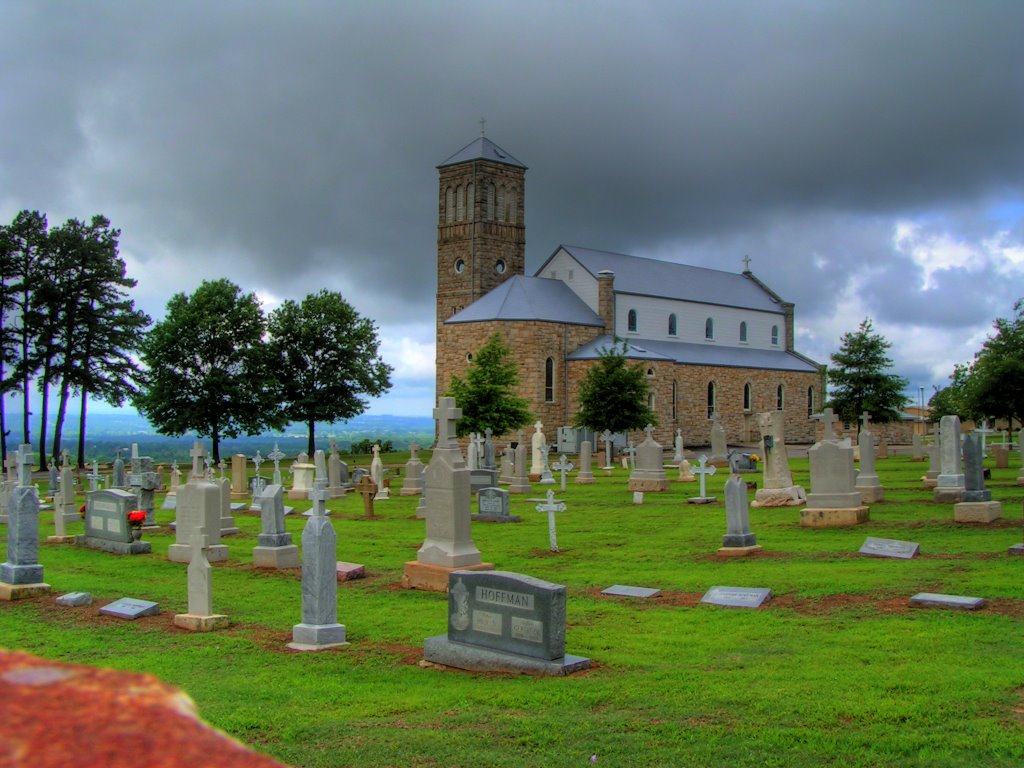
<box><xmin>79</xmin><ymin>504</ymin><xmax>87</xmax><ymax>520</ymax></box>
<box><xmin>127</xmin><ymin>510</ymin><xmax>147</xmax><ymax>528</ymax></box>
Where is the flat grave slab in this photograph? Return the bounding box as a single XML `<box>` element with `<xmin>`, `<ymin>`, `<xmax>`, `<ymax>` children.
<box><xmin>336</xmin><ymin>561</ymin><xmax>366</xmax><ymax>582</ymax></box>
<box><xmin>230</xmin><ymin>502</ymin><xmax>247</xmax><ymax>512</ymax></box>
<box><xmin>910</xmin><ymin>592</ymin><xmax>985</xmax><ymax>611</ymax></box>
<box><xmin>99</xmin><ymin>597</ymin><xmax>160</xmax><ymax>620</ymax></box>
<box><xmin>55</xmin><ymin>592</ymin><xmax>93</xmax><ymax>607</ymax></box>
<box><xmin>601</xmin><ymin>585</ymin><xmax>661</xmax><ymax>598</ymax></box>
<box><xmin>701</xmin><ymin>586</ymin><xmax>772</xmax><ymax>608</ymax></box>
<box><xmin>859</xmin><ymin>537</ymin><xmax>919</xmax><ymax>559</ymax></box>
<box><xmin>1009</xmin><ymin>543</ymin><xmax>1024</xmax><ymax>556</ymax></box>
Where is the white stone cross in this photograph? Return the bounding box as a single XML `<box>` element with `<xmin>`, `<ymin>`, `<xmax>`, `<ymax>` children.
<box><xmin>190</xmin><ymin>442</ymin><xmax>206</xmax><ymax>479</ymax></box>
<box><xmin>600</xmin><ymin>430</ymin><xmax>614</xmax><ymax>469</ymax></box>
<box><xmin>329</xmin><ymin>439</ymin><xmax>338</xmax><ymax>455</ymax></box>
<box><xmin>409</xmin><ymin>442</ymin><xmax>420</xmax><ymax>460</ymax></box>
<box><xmin>5</xmin><ymin>452</ymin><xmax>18</xmax><ymax>482</ymax></box>
<box><xmin>217</xmin><ymin>459</ymin><xmax>226</xmax><ymax>479</ymax></box>
<box><xmin>87</xmin><ymin>459</ymin><xmax>103</xmax><ymax>491</ymax></box>
<box><xmin>552</xmin><ymin>454</ymin><xmax>575</xmax><ymax>492</ymax></box>
<box><xmin>860</xmin><ymin>411</ymin><xmax>872</xmax><ymax>431</ymax></box>
<box><xmin>16</xmin><ymin>444</ymin><xmax>33</xmax><ymax>487</ymax></box>
<box><xmin>268</xmin><ymin>442</ymin><xmax>286</xmax><ymax>485</ymax></box>
<box><xmin>623</xmin><ymin>441</ymin><xmax>637</xmax><ymax>471</ymax></box>
<box><xmin>534</xmin><ymin>421</ymin><xmax>543</xmax><ymax>432</ymax></box>
<box><xmin>253</xmin><ymin>451</ymin><xmax>263</xmax><ymax>476</ymax></box>
<box><xmin>434</xmin><ymin>397</ymin><xmax>462</xmax><ymax>448</ymax></box>
<box><xmin>308</xmin><ymin>485</ymin><xmax>328</xmax><ymax>517</ymax></box>
<box><xmin>529</xmin><ymin>489</ymin><xmax>566</xmax><ymax>552</ymax></box>
<box><xmin>644</xmin><ymin>424</ymin><xmax>655</xmax><ymax>440</ymax></box>
<box><xmin>61</xmin><ymin>449</ymin><xmax>71</xmax><ymax>469</ymax></box>
<box><xmin>204</xmin><ymin>454</ymin><xmax>213</xmax><ymax>480</ymax></box>
<box><xmin>693</xmin><ymin>454</ymin><xmax>717</xmax><ymax>499</ymax></box>
<box><xmin>813</xmin><ymin>408</ymin><xmax>840</xmax><ymax>441</ymax></box>
<box><xmin>975</xmin><ymin>420</ymin><xmax>995</xmax><ymax>455</ymax></box>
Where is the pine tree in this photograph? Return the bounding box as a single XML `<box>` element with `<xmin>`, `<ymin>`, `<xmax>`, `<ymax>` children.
<box><xmin>574</xmin><ymin>340</ymin><xmax>656</xmax><ymax>434</ymax></box>
<box><xmin>827</xmin><ymin>318</ymin><xmax>909</xmax><ymax>425</ymax></box>
<box><xmin>445</xmin><ymin>333</ymin><xmax>532</xmax><ymax>437</ymax></box>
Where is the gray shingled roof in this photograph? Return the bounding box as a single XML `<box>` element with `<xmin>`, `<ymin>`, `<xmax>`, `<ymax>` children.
<box><xmin>539</xmin><ymin>245</ymin><xmax>785</xmax><ymax>313</ymax></box>
<box><xmin>445</xmin><ymin>276</ymin><xmax>604</xmax><ymax>326</ymax></box>
<box><xmin>567</xmin><ymin>335</ymin><xmax>821</xmax><ymax>372</ymax></box>
<box><xmin>438</xmin><ymin>137</ymin><xmax>527</xmax><ymax>169</ymax></box>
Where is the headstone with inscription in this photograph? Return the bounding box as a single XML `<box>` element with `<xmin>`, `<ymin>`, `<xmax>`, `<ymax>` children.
<box><xmin>628</xmin><ymin>425</ymin><xmax>670</xmax><ymax>492</ymax></box>
<box><xmin>78</xmin><ymin>489</ymin><xmax>151</xmax><ymax>555</ymax></box>
<box><xmin>401</xmin><ymin>442</ymin><xmax>425</xmax><ymax>496</ymax></box>
<box><xmin>423</xmin><ymin>570</ymin><xmax>590</xmax><ymax>675</ymax></box>
<box><xmin>508</xmin><ymin>442</ymin><xmax>531</xmax><ymax>495</ymax></box>
<box><xmin>473</xmin><ymin>487</ymin><xmax>519</xmax><ymax>523</ymax></box>
<box><xmin>752</xmin><ymin>411</ymin><xmax>805</xmax><ymax>507</ymax></box>
<box><xmin>954</xmin><ymin>433</ymin><xmax>1001</xmax><ymax>522</ymax></box>
<box><xmin>934</xmin><ymin>415</ymin><xmax>965</xmax><ymax>503</ymax></box>
<box><xmin>854</xmin><ymin>414</ymin><xmax>885</xmax><ymax>503</ymax></box>
<box><xmin>859</xmin><ymin>536</ymin><xmax>919</xmax><ymax>559</ymax></box>
<box><xmin>100</xmin><ymin>597</ymin><xmax>160</xmax><ymax>620</ymax></box>
<box><xmin>700</xmin><ymin>586</ymin><xmax>772</xmax><ymax>609</ymax></box>
<box><xmin>718</xmin><ymin>476</ymin><xmax>760</xmax><ymax>556</ymax></box>
<box><xmin>0</xmin><ymin>446</ymin><xmax>50</xmax><ymax>600</ymax></box>
<box><xmin>575</xmin><ymin>440</ymin><xmax>595</xmax><ymax>484</ymax></box>
<box><xmin>800</xmin><ymin>439</ymin><xmax>869</xmax><ymax>527</ymax></box>
<box><xmin>252</xmin><ymin>484</ymin><xmax>299</xmax><ymax>568</ymax></box>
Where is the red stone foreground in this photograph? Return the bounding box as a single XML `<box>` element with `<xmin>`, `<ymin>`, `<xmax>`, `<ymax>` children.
<box><xmin>0</xmin><ymin>648</ymin><xmax>290</xmax><ymax>768</ymax></box>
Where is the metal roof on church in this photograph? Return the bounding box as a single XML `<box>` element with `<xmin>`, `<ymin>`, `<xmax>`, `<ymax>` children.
<box><xmin>438</xmin><ymin>137</ymin><xmax>527</xmax><ymax>169</ymax></box>
<box><xmin>445</xmin><ymin>276</ymin><xmax>604</xmax><ymax>326</ymax></box>
<box><xmin>540</xmin><ymin>245</ymin><xmax>785</xmax><ymax>314</ymax></box>
<box><xmin>567</xmin><ymin>335</ymin><xmax>821</xmax><ymax>372</ymax></box>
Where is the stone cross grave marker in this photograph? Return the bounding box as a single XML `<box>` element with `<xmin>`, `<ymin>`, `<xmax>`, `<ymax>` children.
<box><xmin>975</xmin><ymin>421</ymin><xmax>994</xmax><ymax>455</ymax></box>
<box><xmin>87</xmin><ymin>459</ymin><xmax>102</xmax><ymax>492</ymax></box>
<box><xmin>688</xmin><ymin>455</ymin><xmax>717</xmax><ymax>504</ymax></box>
<box><xmin>356</xmin><ymin>475</ymin><xmax>377</xmax><ymax>518</ymax></box>
<box><xmin>189</xmin><ymin>442</ymin><xmax>206</xmax><ymax>479</ymax></box>
<box><xmin>552</xmin><ymin>455</ymin><xmax>574</xmax><ymax>492</ymax></box>
<box><xmin>268</xmin><ymin>443</ymin><xmax>286</xmax><ymax>485</ymax></box>
<box><xmin>529</xmin><ymin>489</ymin><xmax>566</xmax><ymax>552</ymax></box>
<box><xmin>435</xmin><ymin>398</ymin><xmax>462</xmax><ymax>448</ymax></box>
<box><xmin>813</xmin><ymin>408</ymin><xmax>840</xmax><ymax>441</ymax></box>
<box><xmin>600</xmin><ymin>429</ymin><xmax>613</xmax><ymax>469</ymax></box>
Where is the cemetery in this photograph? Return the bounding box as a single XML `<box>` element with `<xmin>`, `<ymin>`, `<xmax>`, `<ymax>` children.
<box><xmin>2</xmin><ymin>426</ymin><xmax>1024</xmax><ymax>767</ymax></box>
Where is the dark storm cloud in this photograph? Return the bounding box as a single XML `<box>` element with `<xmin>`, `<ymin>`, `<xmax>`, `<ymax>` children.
<box><xmin>2</xmin><ymin>1</ymin><xmax>1023</xmax><ymax>398</ymax></box>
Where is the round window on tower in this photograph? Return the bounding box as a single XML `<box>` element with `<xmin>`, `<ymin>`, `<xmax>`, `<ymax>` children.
<box><xmin>495</xmin><ymin>259</ymin><xmax>506</xmax><ymax>274</ymax></box>
<box><xmin>455</xmin><ymin>258</ymin><xmax>466</xmax><ymax>274</ymax></box>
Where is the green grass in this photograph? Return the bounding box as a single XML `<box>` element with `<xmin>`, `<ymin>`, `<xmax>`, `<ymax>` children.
<box><xmin>3</xmin><ymin>451</ymin><xmax>1024</xmax><ymax>767</ymax></box>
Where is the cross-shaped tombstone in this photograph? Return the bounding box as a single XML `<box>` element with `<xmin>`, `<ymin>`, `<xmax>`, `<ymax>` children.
<box><xmin>308</xmin><ymin>485</ymin><xmax>328</xmax><ymax>518</ymax></box>
<box><xmin>975</xmin><ymin>420</ymin><xmax>995</xmax><ymax>455</ymax></box>
<box><xmin>552</xmin><ymin>454</ymin><xmax>574</xmax><ymax>492</ymax></box>
<box><xmin>189</xmin><ymin>442</ymin><xmax>206</xmax><ymax>479</ymax></box>
<box><xmin>253</xmin><ymin>450</ymin><xmax>263</xmax><ymax>477</ymax></box>
<box><xmin>693</xmin><ymin>454</ymin><xmax>717</xmax><ymax>500</ymax></box>
<box><xmin>17</xmin><ymin>443</ymin><xmax>33</xmax><ymax>487</ymax></box>
<box><xmin>61</xmin><ymin>449</ymin><xmax>71</xmax><ymax>470</ymax></box>
<box><xmin>622</xmin><ymin>441</ymin><xmax>637</xmax><ymax>471</ymax></box>
<box><xmin>204</xmin><ymin>454</ymin><xmax>214</xmax><ymax>480</ymax></box>
<box><xmin>268</xmin><ymin>442</ymin><xmax>286</xmax><ymax>485</ymax></box>
<box><xmin>5</xmin><ymin>451</ymin><xmax>19</xmax><ymax>483</ymax></box>
<box><xmin>87</xmin><ymin>459</ymin><xmax>103</xmax><ymax>492</ymax></box>
<box><xmin>434</xmin><ymin>397</ymin><xmax>462</xmax><ymax>449</ymax></box>
<box><xmin>600</xmin><ymin>429</ymin><xmax>613</xmax><ymax>469</ymax></box>
<box><xmin>528</xmin><ymin>489</ymin><xmax>567</xmax><ymax>553</ymax></box>
<box><xmin>356</xmin><ymin>474</ymin><xmax>377</xmax><ymax>518</ymax></box>
<box><xmin>217</xmin><ymin>459</ymin><xmax>226</xmax><ymax>479</ymax></box>
<box><xmin>860</xmin><ymin>411</ymin><xmax>872</xmax><ymax>432</ymax></box>
<box><xmin>813</xmin><ymin>408</ymin><xmax>840</xmax><ymax>441</ymax></box>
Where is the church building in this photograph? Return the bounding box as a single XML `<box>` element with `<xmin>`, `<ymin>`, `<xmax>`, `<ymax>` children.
<box><xmin>434</xmin><ymin>136</ymin><xmax>824</xmax><ymax>446</ymax></box>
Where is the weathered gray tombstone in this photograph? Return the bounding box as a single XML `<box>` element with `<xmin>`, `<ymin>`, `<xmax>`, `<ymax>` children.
<box><xmin>47</xmin><ymin>464</ymin><xmax>59</xmax><ymax>499</ymax></box>
<box><xmin>708</xmin><ymin>412</ymin><xmax>728</xmax><ymax>467</ymax></box>
<box><xmin>174</xmin><ymin>529</ymin><xmax>229</xmax><ymax>631</ymax></box>
<box><xmin>911</xmin><ymin>432</ymin><xmax>924</xmax><ymax>461</ymax></box>
<box><xmin>923</xmin><ymin>426</ymin><xmax>941</xmax><ymax>489</ymax></box>
<box><xmin>552</xmin><ymin>455</ymin><xmax>574</xmax><ymax>492</ymax></box>
<box><xmin>473</xmin><ymin>487</ymin><xmax>519</xmax><ymax>523</ymax></box>
<box><xmin>423</xmin><ymin>570</ymin><xmax>590</xmax><ymax>675</ymax></box>
<box><xmin>369</xmin><ymin>444</ymin><xmax>386</xmax><ymax>499</ymax></box>
<box><xmin>252</xmin><ymin>484</ymin><xmax>299</xmax><ymax>568</ymax></box>
<box><xmin>727</xmin><ymin>450</ymin><xmax>757</xmax><ymax>474</ymax></box>
<box><xmin>602</xmin><ymin>585</ymin><xmax>661</xmax><ymax>599</ymax></box>
<box><xmin>855</xmin><ymin>414</ymin><xmax>885</xmax><ymax>503</ymax></box>
<box><xmin>100</xmin><ymin>597</ymin><xmax>160</xmax><ymax>620</ymax></box>
<box><xmin>168</xmin><ymin>443</ymin><xmax>228</xmax><ymax>563</ymax></box>
<box><xmin>575</xmin><ymin>440</ymin><xmax>595</xmax><ymax>484</ymax></box>
<box><xmin>499</xmin><ymin>445</ymin><xmax>514</xmax><ymax>485</ymax></box>
<box><xmin>111</xmin><ymin>449</ymin><xmax>126</xmax><ymax>489</ymax></box>
<box><xmin>78</xmin><ymin>488</ymin><xmax>151</xmax><ymax>555</ymax></box>
<box><xmin>0</xmin><ymin>445</ymin><xmax>50</xmax><ymax>600</ymax></box>
<box><xmin>289</xmin><ymin>487</ymin><xmax>348</xmax><ymax>651</ymax></box>
<box><xmin>992</xmin><ymin>445</ymin><xmax>1009</xmax><ymax>469</ymax></box>
<box><xmin>215</xmin><ymin>476</ymin><xmax>240</xmax><ymax>536</ymax></box>
<box><xmin>483</xmin><ymin>428</ymin><xmax>496</xmax><ymax>470</ymax></box>
<box><xmin>800</xmin><ymin>439</ymin><xmax>869</xmax><ymax>527</ymax></box>
<box><xmin>687</xmin><ymin>455</ymin><xmax>717</xmax><ymax>504</ymax></box>
<box><xmin>87</xmin><ymin>459</ymin><xmax>104</xmax><ymax>493</ymax></box>
<box><xmin>673</xmin><ymin>429</ymin><xmax>684</xmax><ymax>463</ymax></box>
<box><xmin>326</xmin><ymin>441</ymin><xmax>347</xmax><ymax>499</ymax></box>
<box><xmin>508</xmin><ymin>442</ymin><xmax>531</xmax><ymax>494</ymax></box>
<box><xmin>600</xmin><ymin>429</ymin><xmax>614</xmax><ymax>470</ymax></box>
<box><xmin>954</xmin><ymin>434</ymin><xmax>1001</xmax><ymax>522</ymax></box>
<box><xmin>859</xmin><ymin>536</ymin><xmax>919</xmax><ymax>559</ymax></box>
<box><xmin>470</xmin><ymin>467</ymin><xmax>499</xmax><ymax>493</ymax></box>
<box><xmin>401</xmin><ymin>442</ymin><xmax>425</xmax><ymax>496</ymax></box>
<box><xmin>313</xmin><ymin>449</ymin><xmax>328</xmax><ymax>493</ymax></box>
<box><xmin>268</xmin><ymin>443</ymin><xmax>286</xmax><ymax>486</ymax></box>
<box><xmin>701</xmin><ymin>586</ymin><xmax>772</xmax><ymax>609</ymax></box>
<box><xmin>467</xmin><ymin>433</ymin><xmax>480</xmax><ymax>471</ymax></box>
<box><xmin>403</xmin><ymin>397</ymin><xmax>493</xmax><ymax>592</ymax></box>
<box><xmin>752</xmin><ymin>411</ymin><xmax>804</xmax><ymax>507</ymax></box>
<box><xmin>934</xmin><ymin>415</ymin><xmax>965</xmax><ymax>503</ymax></box>
<box><xmin>718</xmin><ymin>475</ymin><xmax>760</xmax><ymax>556</ymax></box>
<box><xmin>629</xmin><ymin>425</ymin><xmax>669</xmax><ymax>492</ymax></box>
<box><xmin>909</xmin><ymin>592</ymin><xmax>985</xmax><ymax>610</ymax></box>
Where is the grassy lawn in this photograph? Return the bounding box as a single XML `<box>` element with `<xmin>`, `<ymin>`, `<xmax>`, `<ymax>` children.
<box><xmin>3</xmin><ymin>451</ymin><xmax>1024</xmax><ymax>767</ymax></box>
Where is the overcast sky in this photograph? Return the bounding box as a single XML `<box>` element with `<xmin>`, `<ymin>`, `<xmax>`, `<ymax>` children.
<box><xmin>3</xmin><ymin>1</ymin><xmax>1023</xmax><ymax>418</ymax></box>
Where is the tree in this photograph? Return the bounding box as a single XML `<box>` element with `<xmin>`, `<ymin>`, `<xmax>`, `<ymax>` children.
<box><xmin>445</xmin><ymin>333</ymin><xmax>532</xmax><ymax>437</ymax></box>
<box><xmin>928</xmin><ymin>362</ymin><xmax>980</xmax><ymax>423</ymax></box>
<box><xmin>267</xmin><ymin>290</ymin><xmax>392</xmax><ymax>456</ymax></box>
<box><xmin>967</xmin><ymin>298</ymin><xmax>1024</xmax><ymax>428</ymax></box>
<box><xmin>826</xmin><ymin>318</ymin><xmax>909</xmax><ymax>426</ymax></box>
<box><xmin>574</xmin><ymin>339</ymin><xmax>656</xmax><ymax>434</ymax></box>
<box><xmin>133</xmin><ymin>279</ymin><xmax>284</xmax><ymax>462</ymax></box>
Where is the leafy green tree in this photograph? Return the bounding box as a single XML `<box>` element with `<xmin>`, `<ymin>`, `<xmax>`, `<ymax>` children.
<box><xmin>267</xmin><ymin>290</ymin><xmax>392</xmax><ymax>457</ymax></box>
<box><xmin>928</xmin><ymin>362</ymin><xmax>980</xmax><ymax>423</ymax></box>
<box><xmin>968</xmin><ymin>298</ymin><xmax>1024</xmax><ymax>427</ymax></box>
<box><xmin>826</xmin><ymin>318</ymin><xmax>909</xmax><ymax>426</ymax></box>
<box><xmin>133</xmin><ymin>279</ymin><xmax>284</xmax><ymax>462</ymax></box>
<box><xmin>574</xmin><ymin>339</ymin><xmax>656</xmax><ymax>434</ymax></box>
<box><xmin>445</xmin><ymin>333</ymin><xmax>532</xmax><ymax>438</ymax></box>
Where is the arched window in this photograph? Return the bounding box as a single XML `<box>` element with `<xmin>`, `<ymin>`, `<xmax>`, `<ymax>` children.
<box><xmin>668</xmin><ymin>313</ymin><xmax>677</xmax><ymax>336</ymax></box>
<box><xmin>771</xmin><ymin>325</ymin><xmax>779</xmax><ymax>345</ymax></box>
<box><xmin>743</xmin><ymin>383</ymin><xmax>752</xmax><ymax>412</ymax></box>
<box><xmin>705</xmin><ymin>317</ymin><xmax>714</xmax><ymax>340</ymax></box>
<box><xmin>487</xmin><ymin>184</ymin><xmax>495</xmax><ymax>220</ymax></box>
<box><xmin>707</xmin><ymin>381</ymin><xmax>716</xmax><ymax>418</ymax></box>
<box><xmin>445</xmin><ymin>187</ymin><xmax>454</xmax><ymax>224</ymax></box>
<box><xmin>777</xmin><ymin>384</ymin><xmax>784</xmax><ymax>410</ymax></box>
<box><xmin>648</xmin><ymin>392</ymin><xmax>655</xmax><ymax>410</ymax></box>
<box><xmin>466</xmin><ymin>182</ymin><xmax>474</xmax><ymax>221</ymax></box>
<box><xmin>456</xmin><ymin>185</ymin><xmax>465</xmax><ymax>221</ymax></box>
<box><xmin>628</xmin><ymin>309</ymin><xmax>638</xmax><ymax>332</ymax></box>
<box><xmin>507</xmin><ymin>189</ymin><xmax>517</xmax><ymax>224</ymax></box>
<box><xmin>672</xmin><ymin>380</ymin><xmax>678</xmax><ymax>420</ymax></box>
<box><xmin>807</xmin><ymin>386</ymin><xmax>814</xmax><ymax>418</ymax></box>
<box><xmin>497</xmin><ymin>186</ymin><xmax>506</xmax><ymax>222</ymax></box>
<box><xmin>739</xmin><ymin>321</ymin><xmax>748</xmax><ymax>342</ymax></box>
<box><xmin>544</xmin><ymin>357</ymin><xmax>554</xmax><ymax>402</ymax></box>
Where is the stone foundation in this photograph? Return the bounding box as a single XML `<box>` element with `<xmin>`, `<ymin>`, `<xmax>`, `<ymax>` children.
<box><xmin>716</xmin><ymin>545</ymin><xmax>762</xmax><ymax>558</ymax></box>
<box><xmin>173</xmin><ymin>613</ymin><xmax>230</xmax><ymax>632</ymax></box>
<box><xmin>402</xmin><ymin>560</ymin><xmax>495</xmax><ymax>592</ymax></box>
<box><xmin>627</xmin><ymin>478</ymin><xmax>670</xmax><ymax>492</ymax></box>
<box><xmin>752</xmin><ymin>487</ymin><xmax>805</xmax><ymax>507</ymax></box>
<box><xmin>252</xmin><ymin>545</ymin><xmax>300</xmax><ymax>569</ymax></box>
<box><xmin>0</xmin><ymin>582</ymin><xmax>51</xmax><ymax>601</ymax></box>
<box><xmin>933</xmin><ymin>487</ymin><xmax>963</xmax><ymax>503</ymax></box>
<box><xmin>857</xmin><ymin>485</ymin><xmax>885</xmax><ymax>504</ymax></box>
<box><xmin>800</xmin><ymin>506</ymin><xmax>870</xmax><ymax>527</ymax></box>
<box><xmin>954</xmin><ymin>501</ymin><xmax>1002</xmax><ymax>523</ymax></box>
<box><xmin>168</xmin><ymin>543</ymin><xmax>228</xmax><ymax>564</ymax></box>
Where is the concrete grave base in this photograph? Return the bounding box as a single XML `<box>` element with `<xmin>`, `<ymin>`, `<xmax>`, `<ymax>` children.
<box><xmin>173</xmin><ymin>613</ymin><xmax>230</xmax><ymax>632</ymax></box>
<box><xmin>402</xmin><ymin>560</ymin><xmax>495</xmax><ymax>593</ymax></box>
<box><xmin>922</xmin><ymin>478</ymin><xmax>938</xmax><ymax>489</ymax></box>
<box><xmin>1017</xmin><ymin>476</ymin><xmax>1024</xmax><ymax>487</ymax></box>
<box><xmin>708</xmin><ymin>458</ymin><xmax>729</xmax><ymax>468</ymax></box>
<box><xmin>423</xmin><ymin>635</ymin><xmax>590</xmax><ymax>676</ymax></box>
<box><xmin>252</xmin><ymin>544</ymin><xmax>300</xmax><ymax>569</ymax></box>
<box><xmin>528</xmin><ymin>473</ymin><xmax>541</xmax><ymax>483</ymax></box>
<box><xmin>46</xmin><ymin>535</ymin><xmax>77</xmax><ymax>544</ymax></box>
<box><xmin>219</xmin><ymin>523</ymin><xmax>241</xmax><ymax>537</ymax></box>
<box><xmin>288</xmin><ymin>622</ymin><xmax>348</xmax><ymax>651</ymax></box>
<box><xmin>687</xmin><ymin>496</ymin><xmax>716</xmax><ymax>505</ymax></box>
<box><xmin>574</xmin><ymin>476</ymin><xmax>595</xmax><ymax>485</ymax></box>
<box><xmin>933</xmin><ymin>487</ymin><xmax>963</xmax><ymax>503</ymax></box>
<box><xmin>856</xmin><ymin>485</ymin><xmax>885</xmax><ymax>504</ymax></box>
<box><xmin>1008</xmin><ymin>543</ymin><xmax>1024</xmax><ymax>556</ymax></box>
<box><xmin>752</xmin><ymin>487</ymin><xmax>805</xmax><ymax>507</ymax></box>
<box><xmin>627</xmin><ymin>478</ymin><xmax>670</xmax><ymax>492</ymax></box>
<box><xmin>0</xmin><ymin>582</ymin><xmax>51</xmax><ymax>601</ymax></box>
<box><xmin>471</xmin><ymin>513</ymin><xmax>521</xmax><ymax>523</ymax></box>
<box><xmin>800</xmin><ymin>506</ymin><xmax>870</xmax><ymax>527</ymax></box>
<box><xmin>287</xmin><ymin>489</ymin><xmax>310</xmax><ymax>500</ymax></box>
<box><xmin>167</xmin><ymin>543</ymin><xmax>228</xmax><ymax>564</ymax></box>
<box><xmin>77</xmin><ymin>535</ymin><xmax>152</xmax><ymax>556</ymax></box>
<box><xmin>716</xmin><ymin>545</ymin><xmax>762</xmax><ymax>558</ymax></box>
<box><xmin>953</xmin><ymin>501</ymin><xmax>1002</xmax><ymax>523</ymax></box>
<box><xmin>335</xmin><ymin>561</ymin><xmax>366</xmax><ymax>581</ymax></box>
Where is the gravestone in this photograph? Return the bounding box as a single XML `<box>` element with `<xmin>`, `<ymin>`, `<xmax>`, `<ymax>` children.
<box><xmin>530</xmin><ymin>422</ymin><xmax>546</xmax><ymax>480</ymax></box>
<box><xmin>801</xmin><ymin>439</ymin><xmax>869</xmax><ymax>527</ymax></box>
<box><xmin>111</xmin><ymin>449</ymin><xmax>127</xmax><ymax>489</ymax></box>
<box><xmin>992</xmin><ymin>445</ymin><xmax>1009</xmax><ymax>469</ymax></box>
<box><xmin>923</xmin><ymin>429</ymin><xmax>941</xmax><ymax>489</ymax></box>
<box><xmin>633</xmin><ymin>491</ymin><xmax>644</xmax><ymax>505</ymax></box>
<box><xmin>677</xmin><ymin>459</ymin><xmax>695</xmax><ymax>483</ymax></box>
<box><xmin>708</xmin><ymin>412</ymin><xmax>728</xmax><ymax>467</ymax></box>
<box><xmin>530</xmin><ymin>489</ymin><xmax>566</xmax><ymax>552</ymax></box>
<box><xmin>552</xmin><ymin>455</ymin><xmax>574</xmax><ymax>492</ymax></box>
<box><xmin>470</xmin><ymin>467</ymin><xmax>498</xmax><ymax>493</ymax></box>
<box><xmin>268</xmin><ymin>443</ymin><xmax>286</xmax><ymax>486</ymax></box>
<box><xmin>718</xmin><ymin>476</ymin><xmax>760</xmax><ymax>557</ymax></box>
<box><xmin>575</xmin><ymin>440</ymin><xmax>595</xmax><ymax>484</ymax></box>
<box><xmin>252</xmin><ymin>484</ymin><xmax>299</xmax><ymax>568</ymax></box>
<box><xmin>423</xmin><ymin>570</ymin><xmax>590</xmax><ymax>676</ymax></box>
<box><xmin>289</xmin><ymin>487</ymin><xmax>348</xmax><ymax>651</ymax></box>
<box><xmin>313</xmin><ymin>449</ymin><xmax>328</xmax><ymax>492</ymax></box>
<box><xmin>854</xmin><ymin>414</ymin><xmax>885</xmax><ymax>503</ymax></box>
<box><xmin>55</xmin><ymin>591</ymin><xmax>93</xmax><ymax>607</ymax></box>
<box><xmin>403</xmin><ymin>397</ymin><xmax>494</xmax><ymax>592</ymax></box>
<box><xmin>600</xmin><ymin>429</ymin><xmax>614</xmax><ymax>470</ymax></box>
<box><xmin>673</xmin><ymin>429</ymin><xmax>684</xmax><ymax>463</ymax></box>
<box><xmin>911</xmin><ymin>433</ymin><xmax>924</xmax><ymax>461</ymax></box>
<box><xmin>687</xmin><ymin>455</ymin><xmax>717</xmax><ymax>504</ymax></box>
<box><xmin>288</xmin><ymin>458</ymin><xmax>316</xmax><ymax>501</ymax></box>
<box><xmin>100</xmin><ymin>597</ymin><xmax>160</xmax><ymax>620</ymax></box>
<box><xmin>248</xmin><ymin>451</ymin><xmax>267</xmax><ymax>511</ymax></box>
<box><xmin>909</xmin><ymin>593</ymin><xmax>985</xmax><ymax>611</ymax></box>
<box><xmin>174</xmin><ymin>530</ymin><xmax>230</xmax><ymax>632</ymax></box>
<box><xmin>859</xmin><ymin>536</ymin><xmax>919</xmax><ymax>559</ymax></box>
<box><xmin>508</xmin><ymin>442</ymin><xmax>531</xmax><ymax>494</ymax></box>
<box><xmin>483</xmin><ymin>428</ymin><xmax>497</xmax><ymax>470</ymax></box>
<box><xmin>499</xmin><ymin>445</ymin><xmax>514</xmax><ymax>485</ymax></box>
<box><xmin>467</xmin><ymin>433</ymin><xmax>480</xmax><ymax>471</ymax></box>
<box><xmin>954</xmin><ymin>434</ymin><xmax>1001</xmax><ymax>522</ymax></box>
<box><xmin>215</xmin><ymin>476</ymin><xmax>240</xmax><ymax>536</ymax></box>
<box><xmin>78</xmin><ymin>489</ymin><xmax>151</xmax><ymax>555</ymax></box>
<box><xmin>876</xmin><ymin>436</ymin><xmax>889</xmax><ymax>459</ymax></box>
<box><xmin>356</xmin><ymin>475</ymin><xmax>376</xmax><ymax>518</ymax></box>
<box><xmin>401</xmin><ymin>442</ymin><xmax>425</xmax><ymax>496</ymax></box>
<box><xmin>727</xmin><ymin>450</ymin><xmax>757</xmax><ymax>474</ymax></box>
<box><xmin>473</xmin><ymin>487</ymin><xmax>519</xmax><ymax>523</ymax></box>
<box><xmin>1018</xmin><ymin>428</ymin><xmax>1024</xmax><ymax>487</ymax></box>
<box><xmin>168</xmin><ymin>444</ymin><xmax>228</xmax><ymax>564</ymax></box>
<box><xmin>602</xmin><ymin>585</ymin><xmax>661</xmax><ymax>599</ymax></box>
<box><xmin>752</xmin><ymin>411</ymin><xmax>804</xmax><ymax>507</ymax></box>
<box><xmin>812</xmin><ymin>407</ymin><xmax>840</xmax><ymax>442</ymax></box>
<box><xmin>701</xmin><ymin>586</ymin><xmax>772</xmax><ymax>608</ymax></box>
<box><xmin>370</xmin><ymin>444</ymin><xmax>389</xmax><ymax>500</ymax></box>
<box><xmin>934</xmin><ymin>415</ymin><xmax>965</xmax><ymax>503</ymax></box>
<box><xmin>1</xmin><ymin>447</ymin><xmax>50</xmax><ymax>600</ymax></box>
<box><xmin>326</xmin><ymin>441</ymin><xmax>348</xmax><ymax>499</ymax></box>
<box><xmin>47</xmin><ymin>464</ymin><xmax>59</xmax><ymax>500</ymax></box>
<box><xmin>628</xmin><ymin>426</ymin><xmax>670</xmax><ymax>492</ymax></box>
